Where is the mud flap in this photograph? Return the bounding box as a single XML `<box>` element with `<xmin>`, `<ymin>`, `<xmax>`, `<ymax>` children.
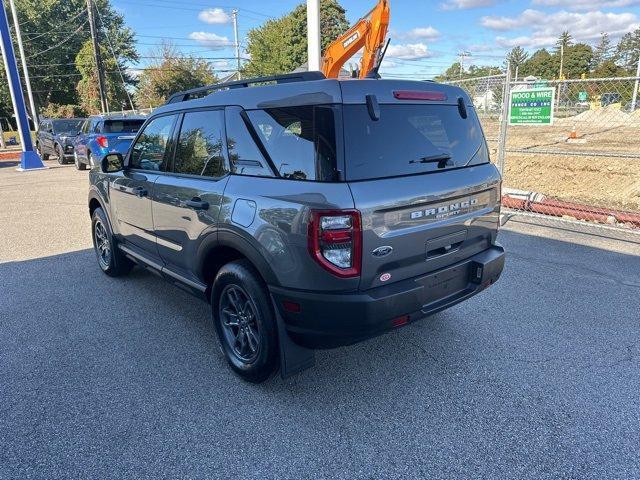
<box><xmin>270</xmin><ymin>294</ymin><xmax>315</xmax><ymax>378</ymax></box>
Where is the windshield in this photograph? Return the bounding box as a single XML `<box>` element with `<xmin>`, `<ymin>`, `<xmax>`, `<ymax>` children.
<box><xmin>342</xmin><ymin>104</ymin><xmax>488</xmax><ymax>181</ymax></box>
<box><xmin>104</xmin><ymin>119</ymin><xmax>145</xmax><ymax>134</ymax></box>
<box><xmin>52</xmin><ymin>119</ymin><xmax>83</xmax><ymax>133</ymax></box>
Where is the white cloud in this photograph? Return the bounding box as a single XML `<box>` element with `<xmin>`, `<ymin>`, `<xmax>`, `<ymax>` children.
<box><xmin>198</xmin><ymin>8</ymin><xmax>231</xmax><ymax>24</ymax></box>
<box><xmin>403</xmin><ymin>27</ymin><xmax>441</xmax><ymax>41</ymax></box>
<box><xmin>188</xmin><ymin>32</ymin><xmax>231</xmax><ymax>49</ymax></box>
<box><xmin>482</xmin><ymin>10</ymin><xmax>639</xmax><ymax>48</ymax></box>
<box><xmin>386</xmin><ymin>43</ymin><xmax>432</xmax><ymax>60</ymax></box>
<box><xmin>440</xmin><ymin>0</ymin><xmax>498</xmax><ymax>10</ymax></box>
<box><xmin>212</xmin><ymin>60</ymin><xmax>230</xmax><ymax>70</ymax></box>
<box><xmin>533</xmin><ymin>0</ymin><xmax>640</xmax><ymax>10</ymax></box>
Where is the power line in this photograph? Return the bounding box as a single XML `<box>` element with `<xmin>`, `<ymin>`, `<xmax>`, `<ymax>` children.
<box><xmin>20</xmin><ymin>9</ymin><xmax>87</xmax><ymax>42</ymax></box>
<box><xmin>27</xmin><ymin>20</ymin><xmax>88</xmax><ymax>58</ymax></box>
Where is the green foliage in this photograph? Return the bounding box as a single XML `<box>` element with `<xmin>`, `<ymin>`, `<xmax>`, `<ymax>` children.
<box><xmin>0</xmin><ymin>0</ymin><xmax>136</xmax><ymax>119</ymax></box>
<box><xmin>434</xmin><ymin>62</ymin><xmax>501</xmax><ymax>82</ymax></box>
<box><xmin>520</xmin><ymin>48</ymin><xmax>558</xmax><ymax>79</ymax></box>
<box><xmin>592</xmin><ymin>33</ymin><xmax>613</xmax><ymax>69</ymax></box>
<box><xmin>133</xmin><ymin>45</ymin><xmax>218</xmax><ymax>108</ymax></box>
<box><xmin>75</xmin><ymin>40</ymin><xmax>132</xmax><ymax>114</ymax></box>
<box><xmin>506</xmin><ymin>46</ymin><xmax>529</xmax><ymax>73</ymax></box>
<box><xmin>615</xmin><ymin>28</ymin><xmax>640</xmax><ymax>72</ymax></box>
<box><xmin>242</xmin><ymin>0</ymin><xmax>349</xmax><ymax>76</ymax></box>
<box><xmin>40</xmin><ymin>103</ymin><xmax>87</xmax><ymax>118</ymax></box>
<box><xmin>562</xmin><ymin>43</ymin><xmax>593</xmax><ymax>79</ymax></box>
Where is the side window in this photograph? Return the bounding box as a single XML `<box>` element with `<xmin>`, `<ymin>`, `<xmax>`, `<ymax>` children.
<box><xmin>81</xmin><ymin>120</ymin><xmax>89</xmax><ymax>134</ymax></box>
<box><xmin>225</xmin><ymin>107</ymin><xmax>273</xmax><ymax>177</ymax></box>
<box><xmin>174</xmin><ymin>110</ymin><xmax>226</xmax><ymax>177</ymax></box>
<box><xmin>129</xmin><ymin>115</ymin><xmax>177</xmax><ymax>171</ymax></box>
<box><xmin>94</xmin><ymin>121</ymin><xmax>103</xmax><ymax>133</ymax></box>
<box><xmin>246</xmin><ymin>106</ymin><xmax>339</xmax><ymax>181</ymax></box>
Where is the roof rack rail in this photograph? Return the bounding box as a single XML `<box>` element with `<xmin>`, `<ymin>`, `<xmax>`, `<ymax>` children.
<box><xmin>165</xmin><ymin>71</ymin><xmax>327</xmax><ymax>104</ymax></box>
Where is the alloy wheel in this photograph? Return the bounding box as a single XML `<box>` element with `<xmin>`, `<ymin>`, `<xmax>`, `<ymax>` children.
<box><xmin>219</xmin><ymin>284</ymin><xmax>261</xmax><ymax>363</ymax></box>
<box><xmin>94</xmin><ymin>220</ymin><xmax>112</xmax><ymax>270</ymax></box>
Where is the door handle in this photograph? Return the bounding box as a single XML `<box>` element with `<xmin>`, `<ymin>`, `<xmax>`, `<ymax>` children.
<box><xmin>133</xmin><ymin>186</ymin><xmax>148</xmax><ymax>198</ymax></box>
<box><xmin>185</xmin><ymin>197</ymin><xmax>209</xmax><ymax>210</ymax></box>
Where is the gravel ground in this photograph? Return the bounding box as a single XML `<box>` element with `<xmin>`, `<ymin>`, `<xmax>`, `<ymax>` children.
<box><xmin>1</xmin><ymin>159</ymin><xmax>640</xmax><ymax>479</ymax></box>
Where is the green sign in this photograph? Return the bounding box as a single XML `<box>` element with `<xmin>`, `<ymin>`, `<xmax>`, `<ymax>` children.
<box><xmin>509</xmin><ymin>88</ymin><xmax>555</xmax><ymax>125</ymax></box>
<box><xmin>578</xmin><ymin>91</ymin><xmax>588</xmax><ymax>102</ymax></box>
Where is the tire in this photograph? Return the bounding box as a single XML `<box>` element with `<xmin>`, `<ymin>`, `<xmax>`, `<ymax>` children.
<box><xmin>55</xmin><ymin>144</ymin><xmax>65</xmax><ymax>165</ymax></box>
<box><xmin>75</xmin><ymin>152</ymin><xmax>86</xmax><ymax>171</ymax></box>
<box><xmin>37</xmin><ymin>143</ymin><xmax>49</xmax><ymax>161</ymax></box>
<box><xmin>91</xmin><ymin>207</ymin><xmax>133</xmax><ymax>277</ymax></box>
<box><xmin>212</xmin><ymin>260</ymin><xmax>279</xmax><ymax>383</ymax></box>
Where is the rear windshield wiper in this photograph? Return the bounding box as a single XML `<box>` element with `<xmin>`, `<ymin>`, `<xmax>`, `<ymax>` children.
<box><xmin>409</xmin><ymin>153</ymin><xmax>452</xmax><ymax>168</ymax></box>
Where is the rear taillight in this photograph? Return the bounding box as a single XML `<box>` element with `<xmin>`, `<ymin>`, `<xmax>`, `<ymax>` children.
<box><xmin>96</xmin><ymin>136</ymin><xmax>108</xmax><ymax>148</ymax></box>
<box><xmin>308</xmin><ymin>210</ymin><xmax>362</xmax><ymax>278</ymax></box>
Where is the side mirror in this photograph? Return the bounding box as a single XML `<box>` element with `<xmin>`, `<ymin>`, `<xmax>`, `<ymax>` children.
<box><xmin>101</xmin><ymin>153</ymin><xmax>124</xmax><ymax>173</ymax></box>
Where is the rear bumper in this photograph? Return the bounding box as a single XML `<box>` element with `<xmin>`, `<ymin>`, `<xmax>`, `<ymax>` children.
<box><xmin>270</xmin><ymin>245</ymin><xmax>505</xmax><ymax>349</ymax></box>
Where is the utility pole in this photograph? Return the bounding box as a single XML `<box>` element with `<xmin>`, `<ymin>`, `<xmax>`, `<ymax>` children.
<box><xmin>458</xmin><ymin>51</ymin><xmax>470</xmax><ymax>79</ymax></box>
<box><xmin>306</xmin><ymin>0</ymin><xmax>321</xmax><ymax>71</ymax></box>
<box><xmin>231</xmin><ymin>9</ymin><xmax>241</xmax><ymax>78</ymax></box>
<box><xmin>558</xmin><ymin>43</ymin><xmax>564</xmax><ymax>80</ymax></box>
<box><xmin>8</xmin><ymin>0</ymin><xmax>37</xmax><ymax>130</ymax></box>
<box><xmin>631</xmin><ymin>54</ymin><xmax>640</xmax><ymax>113</ymax></box>
<box><xmin>0</xmin><ymin>0</ymin><xmax>43</xmax><ymax>169</ymax></box>
<box><xmin>86</xmin><ymin>0</ymin><xmax>108</xmax><ymax>113</ymax></box>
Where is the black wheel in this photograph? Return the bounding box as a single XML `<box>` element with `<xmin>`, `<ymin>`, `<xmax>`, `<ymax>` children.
<box><xmin>91</xmin><ymin>207</ymin><xmax>133</xmax><ymax>277</ymax></box>
<box><xmin>37</xmin><ymin>143</ymin><xmax>49</xmax><ymax>161</ymax></box>
<box><xmin>212</xmin><ymin>260</ymin><xmax>279</xmax><ymax>383</ymax></box>
<box><xmin>55</xmin><ymin>144</ymin><xmax>65</xmax><ymax>165</ymax></box>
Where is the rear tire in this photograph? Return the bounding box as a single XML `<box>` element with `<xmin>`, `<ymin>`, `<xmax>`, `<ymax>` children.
<box><xmin>91</xmin><ymin>207</ymin><xmax>133</xmax><ymax>277</ymax></box>
<box><xmin>212</xmin><ymin>260</ymin><xmax>279</xmax><ymax>383</ymax></box>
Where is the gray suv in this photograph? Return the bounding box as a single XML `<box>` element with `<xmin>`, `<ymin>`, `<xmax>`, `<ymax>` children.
<box><xmin>88</xmin><ymin>72</ymin><xmax>505</xmax><ymax>382</ymax></box>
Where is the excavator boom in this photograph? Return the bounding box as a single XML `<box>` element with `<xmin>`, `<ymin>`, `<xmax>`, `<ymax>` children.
<box><xmin>321</xmin><ymin>0</ymin><xmax>390</xmax><ymax>79</ymax></box>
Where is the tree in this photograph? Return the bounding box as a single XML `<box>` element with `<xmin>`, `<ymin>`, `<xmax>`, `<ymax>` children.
<box><xmin>520</xmin><ymin>48</ymin><xmax>558</xmax><ymax>79</ymax></box>
<box><xmin>0</xmin><ymin>0</ymin><xmax>137</xmax><ymax>119</ymax></box>
<box><xmin>556</xmin><ymin>31</ymin><xmax>573</xmax><ymax>53</ymax></box>
<box><xmin>562</xmin><ymin>43</ymin><xmax>593</xmax><ymax>79</ymax></box>
<box><xmin>506</xmin><ymin>46</ymin><xmax>529</xmax><ymax>78</ymax></box>
<box><xmin>592</xmin><ymin>33</ymin><xmax>613</xmax><ymax>69</ymax></box>
<box><xmin>134</xmin><ymin>45</ymin><xmax>218</xmax><ymax>108</ymax></box>
<box><xmin>434</xmin><ymin>62</ymin><xmax>501</xmax><ymax>82</ymax></box>
<box><xmin>615</xmin><ymin>28</ymin><xmax>640</xmax><ymax>73</ymax></box>
<box><xmin>75</xmin><ymin>41</ymin><xmax>132</xmax><ymax>114</ymax></box>
<box><xmin>243</xmin><ymin>0</ymin><xmax>349</xmax><ymax>76</ymax></box>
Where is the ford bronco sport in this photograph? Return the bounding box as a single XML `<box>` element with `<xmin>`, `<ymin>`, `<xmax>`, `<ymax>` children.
<box><xmin>88</xmin><ymin>72</ymin><xmax>505</xmax><ymax>383</ymax></box>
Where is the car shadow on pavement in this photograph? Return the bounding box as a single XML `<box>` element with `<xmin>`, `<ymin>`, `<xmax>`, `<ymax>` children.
<box><xmin>2</xmin><ymin>230</ymin><xmax>640</xmax><ymax>478</ymax></box>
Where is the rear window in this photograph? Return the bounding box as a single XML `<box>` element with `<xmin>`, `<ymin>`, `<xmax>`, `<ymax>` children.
<box><xmin>52</xmin><ymin>119</ymin><xmax>83</xmax><ymax>133</ymax></box>
<box><xmin>103</xmin><ymin>119</ymin><xmax>145</xmax><ymax>134</ymax></box>
<box><xmin>342</xmin><ymin>104</ymin><xmax>488</xmax><ymax>181</ymax></box>
<box><xmin>246</xmin><ymin>106</ymin><xmax>339</xmax><ymax>182</ymax></box>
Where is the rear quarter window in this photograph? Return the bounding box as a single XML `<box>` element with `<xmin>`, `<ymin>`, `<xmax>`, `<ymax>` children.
<box><xmin>246</xmin><ymin>105</ymin><xmax>340</xmax><ymax>182</ymax></box>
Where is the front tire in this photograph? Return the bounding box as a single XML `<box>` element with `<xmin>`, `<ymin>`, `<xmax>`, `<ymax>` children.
<box><xmin>91</xmin><ymin>207</ymin><xmax>133</xmax><ymax>277</ymax></box>
<box><xmin>212</xmin><ymin>260</ymin><xmax>279</xmax><ymax>383</ymax></box>
<box><xmin>55</xmin><ymin>144</ymin><xmax>65</xmax><ymax>165</ymax></box>
<box><xmin>76</xmin><ymin>152</ymin><xmax>87</xmax><ymax>170</ymax></box>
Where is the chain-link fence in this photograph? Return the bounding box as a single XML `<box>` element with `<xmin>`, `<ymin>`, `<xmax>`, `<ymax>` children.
<box><xmin>447</xmin><ymin>73</ymin><xmax>640</xmax><ymax>241</ymax></box>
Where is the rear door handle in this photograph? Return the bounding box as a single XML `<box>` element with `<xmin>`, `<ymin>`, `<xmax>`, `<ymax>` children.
<box><xmin>133</xmin><ymin>186</ymin><xmax>148</xmax><ymax>198</ymax></box>
<box><xmin>185</xmin><ymin>197</ymin><xmax>209</xmax><ymax>210</ymax></box>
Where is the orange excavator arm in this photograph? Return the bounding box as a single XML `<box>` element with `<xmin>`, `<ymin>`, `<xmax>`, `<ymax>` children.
<box><xmin>321</xmin><ymin>0</ymin><xmax>390</xmax><ymax>79</ymax></box>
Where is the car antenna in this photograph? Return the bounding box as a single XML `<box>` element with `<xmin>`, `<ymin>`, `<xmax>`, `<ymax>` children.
<box><xmin>365</xmin><ymin>38</ymin><xmax>391</xmax><ymax>79</ymax></box>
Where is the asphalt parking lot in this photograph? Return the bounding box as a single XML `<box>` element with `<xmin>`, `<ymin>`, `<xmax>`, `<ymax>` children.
<box><xmin>1</xmin><ymin>158</ymin><xmax>640</xmax><ymax>479</ymax></box>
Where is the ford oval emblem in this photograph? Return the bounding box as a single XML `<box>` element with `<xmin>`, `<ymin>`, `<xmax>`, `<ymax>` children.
<box><xmin>372</xmin><ymin>246</ymin><xmax>393</xmax><ymax>258</ymax></box>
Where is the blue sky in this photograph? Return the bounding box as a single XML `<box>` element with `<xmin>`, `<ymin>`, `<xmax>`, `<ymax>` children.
<box><xmin>112</xmin><ymin>0</ymin><xmax>640</xmax><ymax>79</ymax></box>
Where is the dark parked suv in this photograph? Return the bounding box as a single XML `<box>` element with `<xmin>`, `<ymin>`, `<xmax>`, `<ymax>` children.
<box><xmin>36</xmin><ymin>118</ymin><xmax>85</xmax><ymax>164</ymax></box>
<box><xmin>88</xmin><ymin>72</ymin><xmax>505</xmax><ymax>382</ymax></box>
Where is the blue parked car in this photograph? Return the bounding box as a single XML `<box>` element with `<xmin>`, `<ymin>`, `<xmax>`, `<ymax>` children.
<box><xmin>73</xmin><ymin>115</ymin><xmax>146</xmax><ymax>170</ymax></box>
